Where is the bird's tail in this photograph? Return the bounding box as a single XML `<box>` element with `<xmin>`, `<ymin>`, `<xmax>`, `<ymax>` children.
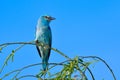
<box><xmin>42</xmin><ymin>59</ymin><xmax>48</xmax><ymax>71</ymax></box>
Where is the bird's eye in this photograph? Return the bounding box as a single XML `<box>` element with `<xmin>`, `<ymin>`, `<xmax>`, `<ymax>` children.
<box><xmin>45</xmin><ymin>16</ymin><xmax>49</xmax><ymax>19</ymax></box>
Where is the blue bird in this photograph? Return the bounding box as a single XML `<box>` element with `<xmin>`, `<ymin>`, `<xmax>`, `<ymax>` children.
<box><xmin>35</xmin><ymin>15</ymin><xmax>55</xmax><ymax>71</ymax></box>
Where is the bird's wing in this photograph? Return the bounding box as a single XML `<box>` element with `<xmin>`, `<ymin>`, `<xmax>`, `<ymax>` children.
<box><xmin>36</xmin><ymin>40</ymin><xmax>42</xmax><ymax>57</ymax></box>
<box><xmin>46</xmin><ymin>26</ymin><xmax>52</xmax><ymax>60</ymax></box>
<box><xmin>35</xmin><ymin>26</ymin><xmax>42</xmax><ymax>57</ymax></box>
<box><xmin>36</xmin><ymin>46</ymin><xmax>41</xmax><ymax>57</ymax></box>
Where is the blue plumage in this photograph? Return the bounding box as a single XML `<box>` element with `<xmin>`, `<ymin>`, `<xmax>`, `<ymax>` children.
<box><xmin>35</xmin><ymin>15</ymin><xmax>55</xmax><ymax>71</ymax></box>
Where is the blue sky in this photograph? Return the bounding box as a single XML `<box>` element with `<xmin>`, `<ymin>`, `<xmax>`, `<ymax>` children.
<box><xmin>0</xmin><ymin>0</ymin><xmax>120</xmax><ymax>79</ymax></box>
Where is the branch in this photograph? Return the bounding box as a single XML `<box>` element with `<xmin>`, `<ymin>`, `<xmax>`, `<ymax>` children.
<box><xmin>0</xmin><ymin>42</ymin><xmax>116</xmax><ymax>80</ymax></box>
<box><xmin>0</xmin><ymin>41</ymin><xmax>35</xmax><ymax>47</ymax></box>
<box><xmin>0</xmin><ymin>41</ymin><xmax>71</xmax><ymax>60</ymax></box>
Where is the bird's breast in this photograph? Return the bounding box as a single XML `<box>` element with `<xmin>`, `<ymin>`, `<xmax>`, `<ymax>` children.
<box><xmin>36</xmin><ymin>26</ymin><xmax>51</xmax><ymax>44</ymax></box>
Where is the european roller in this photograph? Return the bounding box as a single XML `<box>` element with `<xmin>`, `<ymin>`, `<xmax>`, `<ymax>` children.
<box><xmin>35</xmin><ymin>15</ymin><xmax>55</xmax><ymax>71</ymax></box>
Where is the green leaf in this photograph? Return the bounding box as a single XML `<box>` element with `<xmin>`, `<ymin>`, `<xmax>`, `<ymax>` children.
<box><xmin>48</xmin><ymin>71</ymin><xmax>51</xmax><ymax>76</ymax></box>
<box><xmin>0</xmin><ymin>48</ymin><xmax>2</xmax><ymax>53</ymax></box>
<box><xmin>12</xmin><ymin>50</ymin><xmax>15</xmax><ymax>53</ymax></box>
<box><xmin>38</xmin><ymin>78</ymin><xmax>42</xmax><ymax>80</ymax></box>
<box><xmin>11</xmin><ymin>55</ymin><xmax>14</xmax><ymax>62</ymax></box>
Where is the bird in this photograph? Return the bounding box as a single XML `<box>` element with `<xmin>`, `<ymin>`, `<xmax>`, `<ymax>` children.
<box><xmin>35</xmin><ymin>15</ymin><xmax>55</xmax><ymax>71</ymax></box>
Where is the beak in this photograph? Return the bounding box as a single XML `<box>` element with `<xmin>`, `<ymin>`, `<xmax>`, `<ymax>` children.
<box><xmin>49</xmin><ymin>17</ymin><xmax>56</xmax><ymax>20</ymax></box>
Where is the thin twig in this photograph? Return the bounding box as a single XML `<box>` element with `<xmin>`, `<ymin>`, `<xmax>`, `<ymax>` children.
<box><xmin>80</xmin><ymin>56</ymin><xmax>116</xmax><ymax>80</ymax></box>
<box><xmin>17</xmin><ymin>75</ymin><xmax>39</xmax><ymax>80</ymax></box>
<box><xmin>0</xmin><ymin>44</ymin><xmax>25</xmax><ymax>73</ymax></box>
<box><xmin>78</xmin><ymin>60</ymin><xmax>95</xmax><ymax>80</ymax></box>
<box><xmin>51</xmin><ymin>48</ymin><xmax>71</xmax><ymax>60</ymax></box>
<box><xmin>1</xmin><ymin>62</ymin><xmax>69</xmax><ymax>80</ymax></box>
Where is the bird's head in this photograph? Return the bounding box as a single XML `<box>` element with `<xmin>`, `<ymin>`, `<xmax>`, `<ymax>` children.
<box><xmin>41</xmin><ymin>15</ymin><xmax>55</xmax><ymax>22</ymax></box>
<box><xmin>38</xmin><ymin>15</ymin><xmax>55</xmax><ymax>26</ymax></box>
